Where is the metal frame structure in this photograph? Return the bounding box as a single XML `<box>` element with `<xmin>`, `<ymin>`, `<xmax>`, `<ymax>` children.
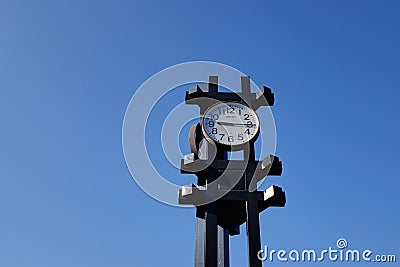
<box><xmin>179</xmin><ymin>76</ymin><xmax>286</xmax><ymax>267</ymax></box>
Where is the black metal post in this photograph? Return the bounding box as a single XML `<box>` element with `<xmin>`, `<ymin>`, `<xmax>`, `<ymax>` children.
<box><xmin>246</xmin><ymin>196</ymin><xmax>262</xmax><ymax>267</ymax></box>
<box><xmin>205</xmin><ymin>203</ymin><xmax>218</xmax><ymax>267</ymax></box>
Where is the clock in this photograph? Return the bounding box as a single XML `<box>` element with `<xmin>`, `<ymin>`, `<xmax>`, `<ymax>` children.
<box><xmin>202</xmin><ymin>101</ymin><xmax>260</xmax><ymax>146</ymax></box>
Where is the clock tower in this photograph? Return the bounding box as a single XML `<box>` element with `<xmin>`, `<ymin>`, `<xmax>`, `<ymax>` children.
<box><xmin>179</xmin><ymin>76</ymin><xmax>286</xmax><ymax>267</ymax></box>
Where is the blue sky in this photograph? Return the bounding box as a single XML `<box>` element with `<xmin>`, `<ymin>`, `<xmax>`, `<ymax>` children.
<box><xmin>1</xmin><ymin>0</ymin><xmax>399</xmax><ymax>266</ymax></box>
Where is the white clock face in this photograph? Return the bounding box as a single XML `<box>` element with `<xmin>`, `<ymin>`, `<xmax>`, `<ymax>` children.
<box><xmin>202</xmin><ymin>102</ymin><xmax>260</xmax><ymax>146</ymax></box>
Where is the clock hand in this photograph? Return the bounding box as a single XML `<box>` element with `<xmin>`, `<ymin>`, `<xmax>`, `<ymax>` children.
<box><xmin>216</xmin><ymin>121</ymin><xmax>255</xmax><ymax>127</ymax></box>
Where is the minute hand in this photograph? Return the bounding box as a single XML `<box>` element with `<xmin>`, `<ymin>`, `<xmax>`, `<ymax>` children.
<box><xmin>216</xmin><ymin>121</ymin><xmax>255</xmax><ymax>126</ymax></box>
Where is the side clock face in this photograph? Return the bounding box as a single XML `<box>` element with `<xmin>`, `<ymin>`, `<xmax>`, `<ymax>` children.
<box><xmin>202</xmin><ymin>102</ymin><xmax>260</xmax><ymax>146</ymax></box>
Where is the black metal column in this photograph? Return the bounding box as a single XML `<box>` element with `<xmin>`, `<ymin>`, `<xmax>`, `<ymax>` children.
<box><xmin>246</xmin><ymin>196</ymin><xmax>262</xmax><ymax>267</ymax></box>
<box><xmin>244</xmin><ymin>139</ymin><xmax>261</xmax><ymax>267</ymax></box>
<box><xmin>205</xmin><ymin>202</ymin><xmax>218</xmax><ymax>267</ymax></box>
<box><xmin>219</xmin><ymin>228</ymin><xmax>230</xmax><ymax>266</ymax></box>
<box><xmin>195</xmin><ymin>210</ymin><xmax>229</xmax><ymax>267</ymax></box>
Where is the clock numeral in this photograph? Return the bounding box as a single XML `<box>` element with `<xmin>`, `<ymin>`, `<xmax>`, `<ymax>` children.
<box><xmin>208</xmin><ymin>120</ymin><xmax>214</xmax><ymax>127</ymax></box>
<box><xmin>243</xmin><ymin>114</ymin><xmax>250</xmax><ymax>120</ymax></box>
<box><xmin>245</xmin><ymin>129</ymin><xmax>250</xmax><ymax>135</ymax></box>
<box><xmin>228</xmin><ymin>136</ymin><xmax>234</xmax><ymax>142</ymax></box>
<box><xmin>219</xmin><ymin>134</ymin><xmax>225</xmax><ymax>140</ymax></box>
<box><xmin>212</xmin><ymin>128</ymin><xmax>218</xmax><ymax>134</ymax></box>
<box><xmin>228</xmin><ymin>107</ymin><xmax>234</xmax><ymax>113</ymax></box>
<box><xmin>246</xmin><ymin>121</ymin><xmax>253</xmax><ymax>128</ymax></box>
<box><xmin>238</xmin><ymin>134</ymin><xmax>244</xmax><ymax>141</ymax></box>
<box><xmin>212</xmin><ymin>114</ymin><xmax>219</xmax><ymax>120</ymax></box>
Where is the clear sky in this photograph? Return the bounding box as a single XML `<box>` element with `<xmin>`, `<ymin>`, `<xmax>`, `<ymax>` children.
<box><xmin>1</xmin><ymin>0</ymin><xmax>399</xmax><ymax>266</ymax></box>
